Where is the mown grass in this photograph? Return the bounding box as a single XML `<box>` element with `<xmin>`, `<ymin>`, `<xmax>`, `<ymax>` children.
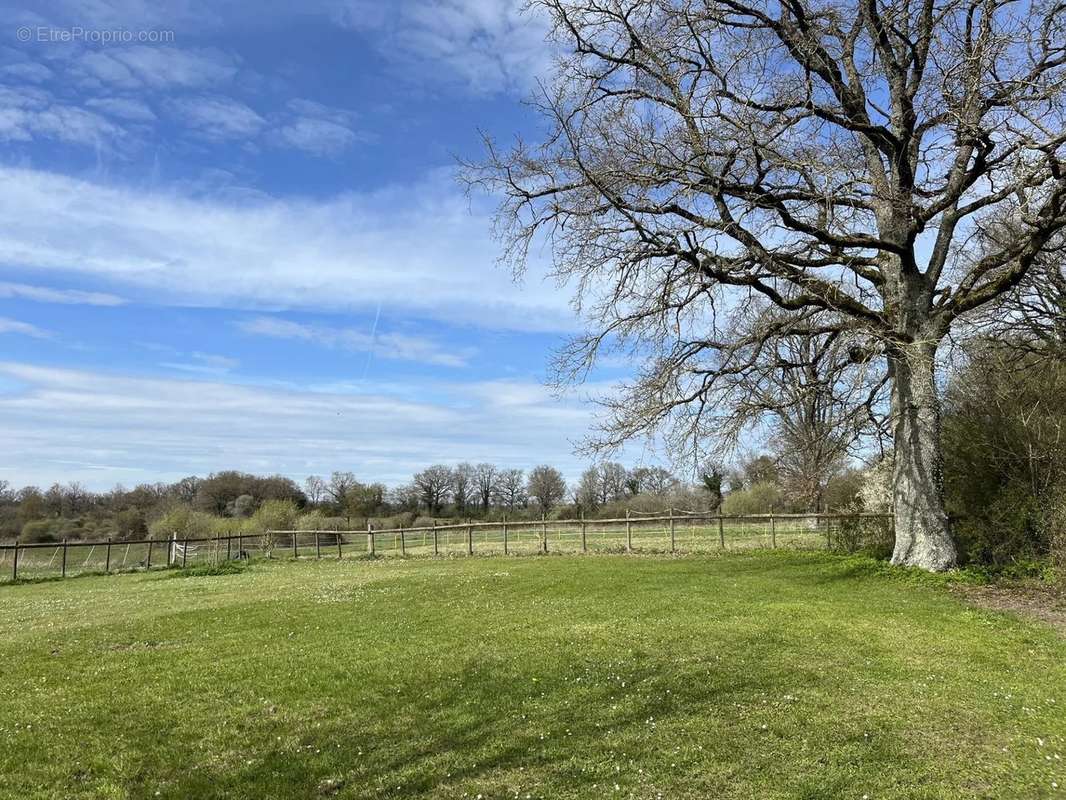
<box><xmin>0</xmin><ymin>551</ymin><xmax>1063</xmax><ymax>799</ymax></box>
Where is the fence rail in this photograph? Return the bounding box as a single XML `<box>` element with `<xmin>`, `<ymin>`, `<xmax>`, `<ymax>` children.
<box><xmin>0</xmin><ymin>511</ymin><xmax>894</xmax><ymax>584</ymax></box>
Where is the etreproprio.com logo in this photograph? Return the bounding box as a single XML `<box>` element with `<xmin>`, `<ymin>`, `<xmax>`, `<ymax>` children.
<box><xmin>17</xmin><ymin>26</ymin><xmax>175</xmax><ymax>44</ymax></box>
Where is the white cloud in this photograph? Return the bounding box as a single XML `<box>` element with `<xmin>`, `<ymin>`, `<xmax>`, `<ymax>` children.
<box><xmin>21</xmin><ymin>104</ymin><xmax>124</xmax><ymax>144</ymax></box>
<box><xmin>72</xmin><ymin>46</ymin><xmax>239</xmax><ymax>90</ymax></box>
<box><xmin>18</xmin><ymin>2</ymin><xmax>549</xmax><ymax>96</ymax></box>
<box><xmin>0</xmin><ymin>62</ymin><xmax>54</xmax><ymax>82</ymax></box>
<box><xmin>159</xmin><ymin>351</ymin><xmax>239</xmax><ymax>376</ymax></box>
<box><xmin>274</xmin><ymin>117</ymin><xmax>356</xmax><ymax>156</ymax></box>
<box><xmin>0</xmin><ymin>361</ymin><xmax>597</xmax><ymax>489</ymax></box>
<box><xmin>169</xmin><ymin>95</ymin><xmax>265</xmax><ymax>139</ymax></box>
<box><xmin>25</xmin><ymin>0</ymin><xmax>218</xmax><ymax>32</ymax></box>
<box><xmin>0</xmin><ymin>86</ymin><xmax>124</xmax><ymax>146</ymax></box>
<box><xmin>0</xmin><ymin>317</ymin><xmax>50</xmax><ymax>338</ymax></box>
<box><xmin>268</xmin><ymin>99</ymin><xmax>363</xmax><ymax>156</ymax></box>
<box><xmin>331</xmin><ymin>0</ymin><xmax>552</xmax><ymax>94</ymax></box>
<box><xmin>85</xmin><ymin>96</ymin><xmax>157</xmax><ymax>122</ymax></box>
<box><xmin>237</xmin><ymin>316</ymin><xmax>472</xmax><ymax>367</ymax></box>
<box><xmin>0</xmin><ymin>281</ymin><xmax>125</xmax><ymax>306</ymax></box>
<box><xmin>0</xmin><ymin>165</ymin><xmax>577</xmax><ymax>332</ymax></box>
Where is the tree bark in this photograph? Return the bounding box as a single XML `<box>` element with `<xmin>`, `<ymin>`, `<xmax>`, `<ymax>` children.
<box><xmin>889</xmin><ymin>341</ymin><xmax>957</xmax><ymax>570</ymax></box>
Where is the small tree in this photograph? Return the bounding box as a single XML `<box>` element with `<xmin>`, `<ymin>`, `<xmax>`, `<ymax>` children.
<box><xmin>413</xmin><ymin>465</ymin><xmax>454</xmax><ymax>514</ymax></box>
<box><xmin>326</xmin><ymin>472</ymin><xmax>359</xmax><ymax>507</ymax></box>
<box><xmin>451</xmin><ymin>463</ymin><xmax>476</xmax><ymax>513</ymax></box>
<box><xmin>699</xmin><ymin>464</ymin><xmax>725</xmax><ymax>511</ymax></box>
<box><xmin>575</xmin><ymin>466</ymin><xmax>602</xmax><ymax>511</ymax></box>
<box><xmin>304</xmin><ymin>475</ymin><xmax>327</xmax><ymax>505</ymax></box>
<box><xmin>596</xmin><ymin>462</ymin><xmax>628</xmax><ymax>504</ymax></box>
<box><xmin>493</xmin><ymin>468</ymin><xmax>527</xmax><ymax>511</ymax></box>
<box><xmin>474</xmin><ymin>463</ymin><xmax>499</xmax><ymax>512</ymax></box>
<box><xmin>527</xmin><ymin>466</ymin><xmax>567</xmax><ymax>513</ymax></box>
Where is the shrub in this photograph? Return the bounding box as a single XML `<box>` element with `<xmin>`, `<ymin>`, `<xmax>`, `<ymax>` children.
<box><xmin>722</xmin><ymin>482</ymin><xmax>786</xmax><ymax>516</ymax></box>
<box><xmin>246</xmin><ymin>499</ymin><xmax>299</xmax><ymax>533</ymax></box>
<box><xmin>148</xmin><ymin>506</ymin><xmax>218</xmax><ymax>540</ymax></box>
<box><xmin>1045</xmin><ymin>488</ymin><xmax>1066</xmax><ymax>568</ymax></box>
<box><xmin>296</xmin><ymin>512</ymin><xmax>348</xmax><ymax>531</ymax></box>
<box><xmin>20</xmin><ymin>520</ymin><xmax>59</xmax><ymax>543</ymax></box>
<box><xmin>371</xmin><ymin>511</ymin><xmax>417</xmax><ymax>530</ymax></box>
<box><xmin>942</xmin><ymin>343</ymin><xmax>1066</xmax><ymax>565</ymax></box>
<box><xmin>113</xmin><ymin>508</ymin><xmax>147</xmax><ymax>541</ymax></box>
<box><xmin>245</xmin><ymin>500</ymin><xmax>299</xmax><ymax>554</ymax></box>
<box><xmin>829</xmin><ymin>515</ymin><xmax>894</xmax><ymax>559</ymax></box>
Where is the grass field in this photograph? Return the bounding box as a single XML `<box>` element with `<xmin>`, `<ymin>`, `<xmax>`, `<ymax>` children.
<box><xmin>0</xmin><ymin>551</ymin><xmax>1063</xmax><ymax>799</ymax></box>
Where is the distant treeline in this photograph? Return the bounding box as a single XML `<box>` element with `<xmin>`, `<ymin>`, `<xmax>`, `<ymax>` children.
<box><xmin>0</xmin><ymin>457</ymin><xmax>864</xmax><ymax>546</ymax></box>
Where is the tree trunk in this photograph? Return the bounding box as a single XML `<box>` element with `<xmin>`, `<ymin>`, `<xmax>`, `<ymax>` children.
<box><xmin>889</xmin><ymin>341</ymin><xmax>957</xmax><ymax>570</ymax></box>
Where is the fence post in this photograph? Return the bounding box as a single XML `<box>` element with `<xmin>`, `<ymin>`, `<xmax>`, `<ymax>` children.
<box><xmin>368</xmin><ymin>522</ymin><xmax>375</xmax><ymax>557</ymax></box>
<box><xmin>770</xmin><ymin>506</ymin><xmax>777</xmax><ymax>548</ymax></box>
<box><xmin>432</xmin><ymin>520</ymin><xmax>439</xmax><ymax>556</ymax></box>
<box><xmin>669</xmin><ymin>508</ymin><xmax>676</xmax><ymax>553</ymax></box>
<box><xmin>580</xmin><ymin>511</ymin><xmax>587</xmax><ymax>553</ymax></box>
<box><xmin>11</xmin><ymin>540</ymin><xmax>18</xmax><ymax>581</ymax></box>
<box><xmin>399</xmin><ymin>525</ymin><xmax>406</xmax><ymax>556</ymax></box>
<box><xmin>182</xmin><ymin>536</ymin><xmax>188</xmax><ymax>568</ymax></box>
<box><xmin>337</xmin><ymin>532</ymin><xmax>343</xmax><ymax>559</ymax></box>
<box><xmin>292</xmin><ymin>530</ymin><xmax>298</xmax><ymax>560</ymax></box>
<box><xmin>105</xmin><ymin>537</ymin><xmax>112</xmax><ymax>573</ymax></box>
<box><xmin>226</xmin><ymin>533</ymin><xmax>232</xmax><ymax>561</ymax></box>
<box><xmin>467</xmin><ymin>524</ymin><xmax>473</xmax><ymax>556</ymax></box>
<box><xmin>541</xmin><ymin>513</ymin><xmax>548</xmax><ymax>553</ymax></box>
<box><xmin>718</xmin><ymin>509</ymin><xmax>725</xmax><ymax>549</ymax></box>
<box><xmin>626</xmin><ymin>509</ymin><xmax>632</xmax><ymax>552</ymax></box>
<box><xmin>146</xmin><ymin>536</ymin><xmax>153</xmax><ymax>571</ymax></box>
<box><xmin>824</xmin><ymin>511</ymin><xmax>832</xmax><ymax>549</ymax></box>
<box><xmin>315</xmin><ymin>531</ymin><xmax>321</xmax><ymax>559</ymax></box>
<box><xmin>502</xmin><ymin>516</ymin><xmax>508</xmax><ymax>555</ymax></box>
<box><xmin>61</xmin><ymin>538</ymin><xmax>68</xmax><ymax>578</ymax></box>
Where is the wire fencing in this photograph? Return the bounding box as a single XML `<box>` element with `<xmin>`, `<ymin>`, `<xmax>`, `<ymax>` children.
<box><xmin>0</xmin><ymin>511</ymin><xmax>894</xmax><ymax>584</ymax></box>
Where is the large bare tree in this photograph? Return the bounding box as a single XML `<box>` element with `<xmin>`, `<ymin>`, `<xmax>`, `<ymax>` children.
<box><xmin>465</xmin><ymin>0</ymin><xmax>1066</xmax><ymax>569</ymax></box>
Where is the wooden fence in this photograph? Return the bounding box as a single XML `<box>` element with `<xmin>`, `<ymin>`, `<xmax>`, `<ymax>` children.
<box><xmin>0</xmin><ymin>510</ymin><xmax>894</xmax><ymax>584</ymax></box>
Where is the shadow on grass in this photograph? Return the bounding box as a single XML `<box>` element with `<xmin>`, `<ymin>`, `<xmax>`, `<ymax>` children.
<box><xmin>138</xmin><ymin>622</ymin><xmax>913</xmax><ymax>800</ymax></box>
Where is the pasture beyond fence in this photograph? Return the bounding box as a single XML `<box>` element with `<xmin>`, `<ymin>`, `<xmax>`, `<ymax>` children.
<box><xmin>0</xmin><ymin>510</ymin><xmax>894</xmax><ymax>584</ymax></box>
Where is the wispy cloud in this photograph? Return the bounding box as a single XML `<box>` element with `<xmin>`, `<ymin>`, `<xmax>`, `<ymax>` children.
<box><xmin>0</xmin><ymin>362</ymin><xmax>598</xmax><ymax>489</ymax></box>
<box><xmin>331</xmin><ymin>0</ymin><xmax>552</xmax><ymax>94</ymax></box>
<box><xmin>0</xmin><ymin>281</ymin><xmax>125</xmax><ymax>306</ymax></box>
<box><xmin>0</xmin><ymin>86</ymin><xmax>125</xmax><ymax>147</ymax></box>
<box><xmin>169</xmin><ymin>95</ymin><xmax>265</xmax><ymax>140</ymax></box>
<box><xmin>0</xmin><ymin>166</ymin><xmax>577</xmax><ymax>332</ymax></box>
<box><xmin>72</xmin><ymin>46</ymin><xmax>240</xmax><ymax>91</ymax></box>
<box><xmin>85</xmin><ymin>96</ymin><xmax>157</xmax><ymax>122</ymax></box>
<box><xmin>0</xmin><ymin>317</ymin><xmax>51</xmax><ymax>338</ymax></box>
<box><xmin>159</xmin><ymin>351</ymin><xmax>239</xmax><ymax>376</ymax></box>
<box><xmin>270</xmin><ymin>98</ymin><xmax>363</xmax><ymax>156</ymax></box>
<box><xmin>237</xmin><ymin>316</ymin><xmax>472</xmax><ymax>367</ymax></box>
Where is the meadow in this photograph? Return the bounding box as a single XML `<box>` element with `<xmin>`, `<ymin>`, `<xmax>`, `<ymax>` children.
<box><xmin>0</xmin><ymin>551</ymin><xmax>1063</xmax><ymax>799</ymax></box>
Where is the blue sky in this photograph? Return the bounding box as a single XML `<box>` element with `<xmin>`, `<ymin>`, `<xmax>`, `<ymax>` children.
<box><xmin>0</xmin><ymin>0</ymin><xmax>658</xmax><ymax>490</ymax></box>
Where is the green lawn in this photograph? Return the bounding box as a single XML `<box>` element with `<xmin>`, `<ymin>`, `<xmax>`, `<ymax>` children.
<box><xmin>0</xmin><ymin>552</ymin><xmax>1063</xmax><ymax>799</ymax></box>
